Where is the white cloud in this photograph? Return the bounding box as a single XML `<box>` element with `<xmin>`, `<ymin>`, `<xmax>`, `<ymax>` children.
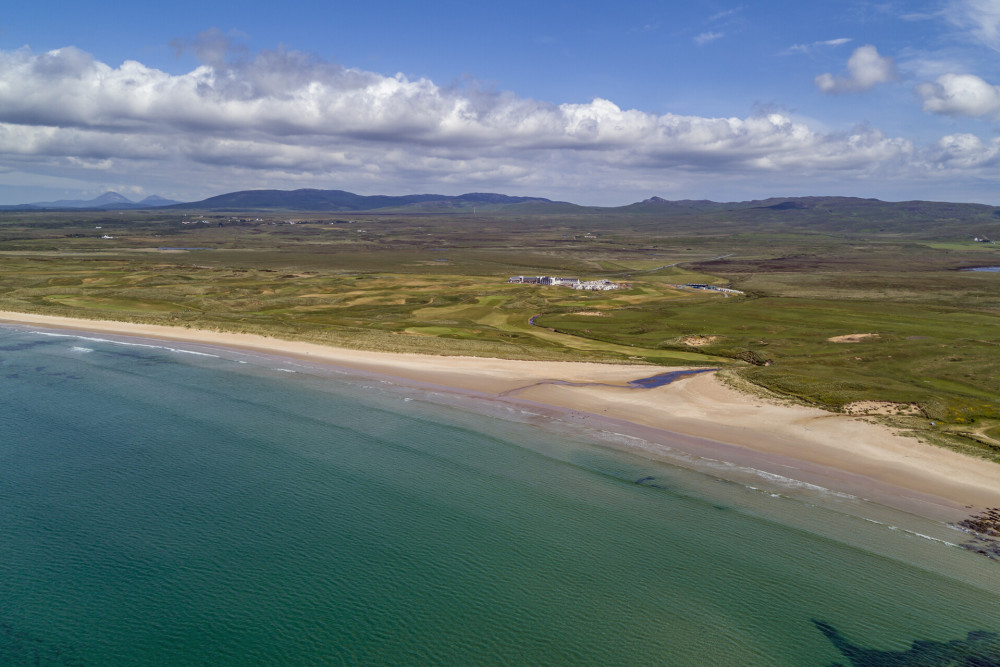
<box><xmin>916</xmin><ymin>72</ymin><xmax>1000</xmax><ymax>116</ymax></box>
<box><xmin>708</xmin><ymin>6</ymin><xmax>745</xmax><ymax>22</ymax></box>
<box><xmin>66</xmin><ymin>157</ymin><xmax>114</xmax><ymax>170</ymax></box>
<box><xmin>945</xmin><ymin>0</ymin><xmax>1000</xmax><ymax>51</ymax></box>
<box><xmin>930</xmin><ymin>133</ymin><xmax>1000</xmax><ymax>167</ymax></box>
<box><xmin>694</xmin><ymin>31</ymin><xmax>724</xmax><ymax>45</ymax></box>
<box><xmin>1</xmin><ymin>42</ymin><xmax>994</xmax><ymax>204</ymax></box>
<box><xmin>785</xmin><ymin>38</ymin><xmax>852</xmax><ymax>55</ymax></box>
<box><xmin>815</xmin><ymin>45</ymin><xmax>897</xmax><ymax>93</ymax></box>
<box><xmin>0</xmin><ymin>45</ymin><xmax>914</xmax><ymax>165</ymax></box>
<box><xmin>696</xmin><ymin>4</ymin><xmax>743</xmax><ymax>47</ymax></box>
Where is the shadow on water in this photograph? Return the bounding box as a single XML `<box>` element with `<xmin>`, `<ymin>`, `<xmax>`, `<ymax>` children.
<box><xmin>814</xmin><ymin>619</ymin><xmax>1000</xmax><ymax>666</ymax></box>
<box><xmin>0</xmin><ymin>340</ymin><xmax>53</xmax><ymax>352</ymax></box>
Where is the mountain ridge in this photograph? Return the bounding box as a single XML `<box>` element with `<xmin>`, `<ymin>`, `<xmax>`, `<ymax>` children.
<box><xmin>163</xmin><ymin>188</ymin><xmax>568</xmax><ymax>212</ymax></box>
<box><xmin>8</xmin><ymin>192</ymin><xmax>183</xmax><ymax>210</ymax></box>
<box><xmin>4</xmin><ymin>189</ymin><xmax>1000</xmax><ymax>223</ymax></box>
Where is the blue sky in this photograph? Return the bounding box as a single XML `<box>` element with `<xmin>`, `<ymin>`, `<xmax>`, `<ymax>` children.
<box><xmin>2</xmin><ymin>0</ymin><xmax>1000</xmax><ymax>205</ymax></box>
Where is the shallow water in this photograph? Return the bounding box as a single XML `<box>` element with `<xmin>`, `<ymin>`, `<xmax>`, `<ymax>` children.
<box><xmin>1</xmin><ymin>326</ymin><xmax>997</xmax><ymax>665</ymax></box>
<box><xmin>627</xmin><ymin>368</ymin><xmax>717</xmax><ymax>388</ymax></box>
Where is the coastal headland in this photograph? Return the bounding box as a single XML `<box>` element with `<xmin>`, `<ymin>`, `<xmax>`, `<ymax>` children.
<box><xmin>4</xmin><ymin>310</ymin><xmax>999</xmax><ymax>521</ymax></box>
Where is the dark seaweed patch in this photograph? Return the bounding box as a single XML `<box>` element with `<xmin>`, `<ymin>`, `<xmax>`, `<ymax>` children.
<box><xmin>953</xmin><ymin>507</ymin><xmax>1000</xmax><ymax>560</ymax></box>
<box><xmin>814</xmin><ymin>619</ymin><xmax>1000</xmax><ymax>666</ymax></box>
<box><xmin>0</xmin><ymin>618</ymin><xmax>85</xmax><ymax>666</ymax></box>
<box><xmin>633</xmin><ymin>476</ymin><xmax>667</xmax><ymax>489</ymax></box>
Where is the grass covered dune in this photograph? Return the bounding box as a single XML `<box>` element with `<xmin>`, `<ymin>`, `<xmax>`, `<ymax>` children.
<box><xmin>3</xmin><ymin>310</ymin><xmax>999</xmax><ymax>517</ymax></box>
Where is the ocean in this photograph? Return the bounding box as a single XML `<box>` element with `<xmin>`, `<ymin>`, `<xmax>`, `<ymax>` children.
<box><xmin>1</xmin><ymin>324</ymin><xmax>997</xmax><ymax>665</ymax></box>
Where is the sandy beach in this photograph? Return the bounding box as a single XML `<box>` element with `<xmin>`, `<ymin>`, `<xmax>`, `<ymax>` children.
<box><xmin>3</xmin><ymin>310</ymin><xmax>999</xmax><ymax>517</ymax></box>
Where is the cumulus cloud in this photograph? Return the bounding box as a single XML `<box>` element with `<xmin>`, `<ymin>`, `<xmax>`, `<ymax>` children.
<box><xmin>931</xmin><ymin>133</ymin><xmax>1000</xmax><ymax>168</ymax></box>
<box><xmin>0</xmin><ymin>41</ymin><xmax>972</xmax><ymax>203</ymax></box>
<box><xmin>815</xmin><ymin>45</ymin><xmax>897</xmax><ymax>93</ymax></box>
<box><xmin>916</xmin><ymin>73</ymin><xmax>1000</xmax><ymax>116</ymax></box>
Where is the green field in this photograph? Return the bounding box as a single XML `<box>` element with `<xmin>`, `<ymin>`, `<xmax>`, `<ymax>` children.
<box><xmin>1</xmin><ymin>205</ymin><xmax>999</xmax><ymax>460</ymax></box>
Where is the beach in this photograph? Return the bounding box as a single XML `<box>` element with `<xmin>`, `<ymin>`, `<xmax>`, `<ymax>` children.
<box><xmin>3</xmin><ymin>309</ymin><xmax>999</xmax><ymax>518</ymax></box>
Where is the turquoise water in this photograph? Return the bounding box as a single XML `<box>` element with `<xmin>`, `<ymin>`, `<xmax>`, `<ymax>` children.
<box><xmin>1</xmin><ymin>326</ymin><xmax>998</xmax><ymax>665</ymax></box>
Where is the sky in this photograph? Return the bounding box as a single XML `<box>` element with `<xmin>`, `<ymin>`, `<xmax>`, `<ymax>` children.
<box><xmin>2</xmin><ymin>0</ymin><xmax>1000</xmax><ymax>206</ymax></box>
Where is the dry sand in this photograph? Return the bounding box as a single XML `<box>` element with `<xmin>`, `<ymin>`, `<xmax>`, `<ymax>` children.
<box><xmin>3</xmin><ymin>310</ymin><xmax>999</xmax><ymax>518</ymax></box>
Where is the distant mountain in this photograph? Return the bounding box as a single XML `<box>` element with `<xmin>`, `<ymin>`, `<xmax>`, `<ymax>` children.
<box><xmin>7</xmin><ymin>191</ymin><xmax>182</xmax><ymax>210</ymax></box>
<box><xmin>607</xmin><ymin>195</ymin><xmax>1000</xmax><ymax>239</ymax></box>
<box><xmin>154</xmin><ymin>189</ymin><xmax>1000</xmax><ymax>238</ymax></box>
<box><xmin>618</xmin><ymin>196</ymin><xmax>732</xmax><ymax>214</ymax></box>
<box><xmin>618</xmin><ymin>195</ymin><xmax>882</xmax><ymax>212</ymax></box>
<box><xmin>167</xmin><ymin>188</ymin><xmax>565</xmax><ymax>212</ymax></box>
<box><xmin>616</xmin><ymin>194</ymin><xmax>998</xmax><ymax>217</ymax></box>
<box><xmin>5</xmin><ymin>188</ymin><xmax>998</xmax><ymax>240</ymax></box>
<box><xmin>25</xmin><ymin>191</ymin><xmax>130</xmax><ymax>208</ymax></box>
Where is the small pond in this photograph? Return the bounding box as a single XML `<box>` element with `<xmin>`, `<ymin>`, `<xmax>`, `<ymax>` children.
<box><xmin>961</xmin><ymin>266</ymin><xmax>1000</xmax><ymax>272</ymax></box>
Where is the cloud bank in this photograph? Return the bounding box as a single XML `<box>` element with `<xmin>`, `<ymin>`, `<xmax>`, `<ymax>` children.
<box><xmin>0</xmin><ymin>38</ymin><xmax>994</xmax><ymax>203</ymax></box>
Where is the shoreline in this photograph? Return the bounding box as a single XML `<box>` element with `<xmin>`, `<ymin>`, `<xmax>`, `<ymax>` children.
<box><xmin>3</xmin><ymin>310</ymin><xmax>1000</xmax><ymax>520</ymax></box>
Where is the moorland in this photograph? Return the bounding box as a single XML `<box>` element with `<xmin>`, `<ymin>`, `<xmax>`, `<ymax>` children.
<box><xmin>1</xmin><ymin>192</ymin><xmax>999</xmax><ymax>461</ymax></box>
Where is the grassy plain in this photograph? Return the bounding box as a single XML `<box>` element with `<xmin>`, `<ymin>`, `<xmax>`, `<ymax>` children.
<box><xmin>1</xmin><ymin>205</ymin><xmax>999</xmax><ymax>460</ymax></box>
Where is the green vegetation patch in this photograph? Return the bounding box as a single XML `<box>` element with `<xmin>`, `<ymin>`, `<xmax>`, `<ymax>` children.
<box><xmin>2</xmin><ymin>206</ymin><xmax>1000</xmax><ymax>459</ymax></box>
